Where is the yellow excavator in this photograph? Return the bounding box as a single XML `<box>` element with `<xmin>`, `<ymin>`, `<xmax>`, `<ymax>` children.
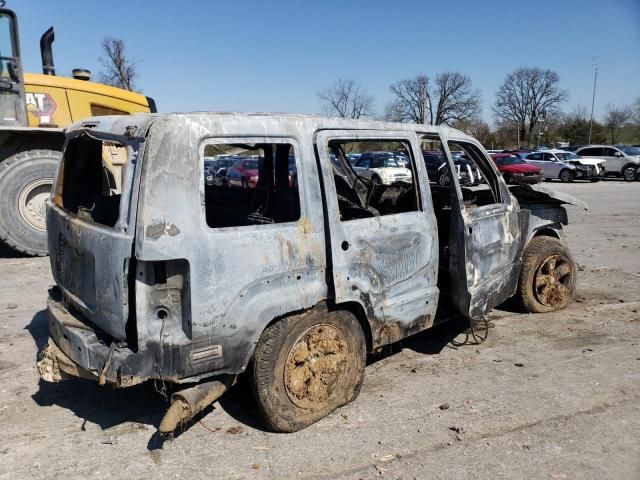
<box><xmin>0</xmin><ymin>4</ymin><xmax>156</xmax><ymax>255</ymax></box>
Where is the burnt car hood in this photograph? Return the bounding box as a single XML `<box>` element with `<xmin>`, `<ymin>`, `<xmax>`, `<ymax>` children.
<box><xmin>508</xmin><ymin>184</ymin><xmax>588</xmax><ymax>210</ymax></box>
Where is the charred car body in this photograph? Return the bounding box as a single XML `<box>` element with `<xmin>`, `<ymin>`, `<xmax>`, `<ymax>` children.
<box><xmin>38</xmin><ymin>113</ymin><xmax>584</xmax><ymax>433</ymax></box>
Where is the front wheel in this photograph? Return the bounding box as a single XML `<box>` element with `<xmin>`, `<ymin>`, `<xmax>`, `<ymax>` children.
<box><xmin>515</xmin><ymin>236</ymin><xmax>576</xmax><ymax>313</ymax></box>
<box><xmin>0</xmin><ymin>150</ymin><xmax>60</xmax><ymax>256</ymax></box>
<box><xmin>250</xmin><ymin>307</ymin><xmax>366</xmax><ymax>432</ymax></box>
<box><xmin>559</xmin><ymin>169</ymin><xmax>574</xmax><ymax>183</ymax></box>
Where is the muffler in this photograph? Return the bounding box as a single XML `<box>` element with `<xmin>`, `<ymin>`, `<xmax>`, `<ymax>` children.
<box><xmin>159</xmin><ymin>375</ymin><xmax>235</xmax><ymax>434</ymax></box>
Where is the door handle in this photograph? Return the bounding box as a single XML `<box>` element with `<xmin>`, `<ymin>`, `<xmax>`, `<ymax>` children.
<box><xmin>341</xmin><ymin>241</ymin><xmax>350</xmax><ymax>251</ymax></box>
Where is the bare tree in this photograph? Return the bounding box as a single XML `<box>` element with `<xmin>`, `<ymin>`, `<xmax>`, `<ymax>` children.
<box><xmin>492</xmin><ymin>67</ymin><xmax>568</xmax><ymax>147</ymax></box>
<box><xmin>386</xmin><ymin>73</ymin><xmax>481</xmax><ymax>125</ymax></box>
<box><xmin>317</xmin><ymin>78</ymin><xmax>374</xmax><ymax>119</ymax></box>
<box><xmin>98</xmin><ymin>37</ymin><xmax>138</xmax><ymax>91</ymax></box>
<box><xmin>432</xmin><ymin>72</ymin><xmax>481</xmax><ymax>125</ymax></box>
<box><xmin>603</xmin><ymin>104</ymin><xmax>630</xmax><ymax>144</ymax></box>
<box><xmin>386</xmin><ymin>75</ymin><xmax>432</xmax><ymax>124</ymax></box>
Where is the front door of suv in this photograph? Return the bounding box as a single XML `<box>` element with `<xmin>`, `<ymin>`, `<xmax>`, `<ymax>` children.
<box><xmin>440</xmin><ymin>137</ymin><xmax>525</xmax><ymax>319</ymax></box>
<box><xmin>315</xmin><ymin>130</ymin><xmax>439</xmax><ymax>348</ymax></box>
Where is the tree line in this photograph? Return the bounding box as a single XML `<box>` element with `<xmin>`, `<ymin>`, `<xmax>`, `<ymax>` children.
<box><xmin>317</xmin><ymin>68</ymin><xmax>640</xmax><ymax>148</ymax></box>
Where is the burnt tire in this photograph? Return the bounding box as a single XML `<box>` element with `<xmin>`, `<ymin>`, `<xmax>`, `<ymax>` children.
<box><xmin>0</xmin><ymin>150</ymin><xmax>60</xmax><ymax>256</ymax></box>
<box><xmin>250</xmin><ymin>307</ymin><xmax>366</xmax><ymax>432</ymax></box>
<box><xmin>516</xmin><ymin>236</ymin><xmax>576</xmax><ymax>313</ymax></box>
<box><xmin>559</xmin><ymin>169</ymin><xmax>574</xmax><ymax>183</ymax></box>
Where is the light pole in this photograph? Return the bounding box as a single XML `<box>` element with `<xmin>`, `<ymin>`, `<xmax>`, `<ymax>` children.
<box><xmin>588</xmin><ymin>57</ymin><xmax>598</xmax><ymax>144</ymax></box>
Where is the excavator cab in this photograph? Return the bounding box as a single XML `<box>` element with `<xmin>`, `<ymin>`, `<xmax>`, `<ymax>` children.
<box><xmin>0</xmin><ymin>7</ymin><xmax>27</xmax><ymax>126</ymax></box>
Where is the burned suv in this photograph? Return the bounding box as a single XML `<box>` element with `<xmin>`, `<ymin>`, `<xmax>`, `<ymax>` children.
<box><xmin>38</xmin><ymin>113</ymin><xmax>583</xmax><ymax>434</ymax></box>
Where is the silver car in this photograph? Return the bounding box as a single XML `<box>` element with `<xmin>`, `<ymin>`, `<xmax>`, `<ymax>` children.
<box><xmin>574</xmin><ymin>145</ymin><xmax>640</xmax><ymax>181</ymax></box>
<box><xmin>524</xmin><ymin>150</ymin><xmax>602</xmax><ymax>182</ymax></box>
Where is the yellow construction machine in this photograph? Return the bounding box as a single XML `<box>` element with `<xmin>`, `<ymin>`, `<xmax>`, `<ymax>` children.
<box><xmin>0</xmin><ymin>4</ymin><xmax>156</xmax><ymax>255</ymax></box>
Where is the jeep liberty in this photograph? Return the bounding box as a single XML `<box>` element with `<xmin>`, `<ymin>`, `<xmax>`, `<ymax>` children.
<box><xmin>37</xmin><ymin>113</ymin><xmax>584</xmax><ymax>433</ymax></box>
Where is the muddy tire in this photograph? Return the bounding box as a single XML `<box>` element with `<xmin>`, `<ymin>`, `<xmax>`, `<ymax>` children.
<box><xmin>516</xmin><ymin>236</ymin><xmax>576</xmax><ymax>313</ymax></box>
<box><xmin>559</xmin><ymin>169</ymin><xmax>574</xmax><ymax>183</ymax></box>
<box><xmin>250</xmin><ymin>307</ymin><xmax>366</xmax><ymax>432</ymax></box>
<box><xmin>0</xmin><ymin>150</ymin><xmax>60</xmax><ymax>256</ymax></box>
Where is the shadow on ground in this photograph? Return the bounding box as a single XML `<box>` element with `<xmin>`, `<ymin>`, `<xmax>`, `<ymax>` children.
<box><xmin>25</xmin><ymin>307</ymin><xmax>474</xmax><ymax>450</ymax></box>
<box><xmin>0</xmin><ymin>242</ymin><xmax>28</xmax><ymax>259</ymax></box>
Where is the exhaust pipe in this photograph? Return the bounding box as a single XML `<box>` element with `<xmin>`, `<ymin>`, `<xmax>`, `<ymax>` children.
<box><xmin>159</xmin><ymin>375</ymin><xmax>236</xmax><ymax>434</ymax></box>
<box><xmin>40</xmin><ymin>27</ymin><xmax>55</xmax><ymax>76</ymax></box>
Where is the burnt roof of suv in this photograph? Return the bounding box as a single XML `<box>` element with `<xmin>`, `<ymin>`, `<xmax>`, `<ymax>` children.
<box><xmin>69</xmin><ymin>111</ymin><xmax>471</xmax><ymax>141</ymax></box>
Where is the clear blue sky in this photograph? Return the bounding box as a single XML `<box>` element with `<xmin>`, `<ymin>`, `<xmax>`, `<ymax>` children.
<box><xmin>15</xmin><ymin>0</ymin><xmax>640</xmax><ymax>124</ymax></box>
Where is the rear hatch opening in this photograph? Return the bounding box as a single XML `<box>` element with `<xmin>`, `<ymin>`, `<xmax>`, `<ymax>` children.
<box><xmin>48</xmin><ymin>130</ymin><xmax>142</xmax><ymax>346</ymax></box>
<box><xmin>53</xmin><ymin>132</ymin><xmax>131</xmax><ymax>228</ymax></box>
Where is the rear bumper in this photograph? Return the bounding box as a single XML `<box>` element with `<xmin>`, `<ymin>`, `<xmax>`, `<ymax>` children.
<box><xmin>44</xmin><ymin>293</ymin><xmax>149</xmax><ymax>386</ymax></box>
<box><xmin>40</xmin><ymin>289</ymin><xmax>231</xmax><ymax>386</ymax></box>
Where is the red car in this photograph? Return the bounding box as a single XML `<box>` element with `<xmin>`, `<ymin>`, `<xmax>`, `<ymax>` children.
<box><xmin>227</xmin><ymin>158</ymin><xmax>259</xmax><ymax>188</ymax></box>
<box><xmin>490</xmin><ymin>154</ymin><xmax>543</xmax><ymax>185</ymax></box>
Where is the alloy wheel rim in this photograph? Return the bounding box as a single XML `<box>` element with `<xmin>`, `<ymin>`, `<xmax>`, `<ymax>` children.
<box><xmin>533</xmin><ymin>254</ymin><xmax>572</xmax><ymax>307</ymax></box>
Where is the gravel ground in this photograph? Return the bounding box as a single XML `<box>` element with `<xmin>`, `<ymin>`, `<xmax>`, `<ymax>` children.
<box><xmin>0</xmin><ymin>179</ymin><xmax>639</xmax><ymax>480</ymax></box>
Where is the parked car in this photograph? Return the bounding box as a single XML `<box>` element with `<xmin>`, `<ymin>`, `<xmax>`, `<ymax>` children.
<box><xmin>524</xmin><ymin>149</ymin><xmax>605</xmax><ymax>182</ymax></box>
<box><xmin>352</xmin><ymin>151</ymin><xmax>412</xmax><ymax>185</ymax></box>
<box><xmin>227</xmin><ymin>157</ymin><xmax>259</xmax><ymax>188</ymax></box>
<box><xmin>346</xmin><ymin>153</ymin><xmax>361</xmax><ymax>165</ymax></box>
<box><xmin>450</xmin><ymin>152</ymin><xmax>483</xmax><ymax>186</ymax></box>
<box><xmin>490</xmin><ymin>153</ymin><xmax>543</xmax><ymax>184</ymax></box>
<box><xmin>422</xmin><ymin>150</ymin><xmax>447</xmax><ymax>184</ymax></box>
<box><xmin>574</xmin><ymin>145</ymin><xmax>640</xmax><ymax>181</ymax></box>
<box><xmin>38</xmin><ymin>112</ymin><xmax>583</xmax><ymax>435</ymax></box>
<box><xmin>423</xmin><ymin>150</ymin><xmax>483</xmax><ymax>186</ymax></box>
<box><xmin>205</xmin><ymin>157</ymin><xmax>237</xmax><ymax>186</ymax></box>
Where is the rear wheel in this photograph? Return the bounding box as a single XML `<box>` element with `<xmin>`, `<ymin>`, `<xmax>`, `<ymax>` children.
<box><xmin>437</xmin><ymin>169</ymin><xmax>450</xmax><ymax>186</ymax></box>
<box><xmin>515</xmin><ymin>236</ymin><xmax>576</xmax><ymax>313</ymax></box>
<box><xmin>622</xmin><ymin>166</ymin><xmax>636</xmax><ymax>182</ymax></box>
<box><xmin>0</xmin><ymin>150</ymin><xmax>60</xmax><ymax>256</ymax></box>
<box><xmin>559</xmin><ymin>169</ymin><xmax>574</xmax><ymax>183</ymax></box>
<box><xmin>250</xmin><ymin>307</ymin><xmax>366</xmax><ymax>432</ymax></box>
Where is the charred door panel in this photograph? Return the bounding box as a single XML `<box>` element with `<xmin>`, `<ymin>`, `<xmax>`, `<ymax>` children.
<box><xmin>135</xmin><ymin>126</ymin><xmax>328</xmax><ymax>372</ymax></box>
<box><xmin>444</xmin><ymin>138</ymin><xmax>524</xmax><ymax>319</ymax></box>
<box><xmin>315</xmin><ymin>130</ymin><xmax>439</xmax><ymax>348</ymax></box>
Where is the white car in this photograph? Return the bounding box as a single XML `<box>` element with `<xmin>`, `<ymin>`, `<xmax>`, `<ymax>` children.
<box><xmin>524</xmin><ymin>149</ymin><xmax>606</xmax><ymax>182</ymax></box>
<box><xmin>574</xmin><ymin>145</ymin><xmax>640</xmax><ymax>181</ymax></box>
<box><xmin>352</xmin><ymin>151</ymin><xmax>412</xmax><ymax>185</ymax></box>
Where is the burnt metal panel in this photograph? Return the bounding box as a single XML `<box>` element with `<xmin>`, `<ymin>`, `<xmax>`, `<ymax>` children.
<box><xmin>315</xmin><ymin>130</ymin><xmax>440</xmax><ymax>349</ymax></box>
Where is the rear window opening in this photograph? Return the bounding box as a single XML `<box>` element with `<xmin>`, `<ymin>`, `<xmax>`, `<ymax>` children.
<box><xmin>202</xmin><ymin>141</ymin><xmax>300</xmax><ymax>228</ymax></box>
<box><xmin>57</xmin><ymin>134</ymin><xmax>129</xmax><ymax>227</ymax></box>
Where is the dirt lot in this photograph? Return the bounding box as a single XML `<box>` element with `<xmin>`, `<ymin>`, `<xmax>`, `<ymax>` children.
<box><xmin>1</xmin><ymin>180</ymin><xmax>639</xmax><ymax>480</ymax></box>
